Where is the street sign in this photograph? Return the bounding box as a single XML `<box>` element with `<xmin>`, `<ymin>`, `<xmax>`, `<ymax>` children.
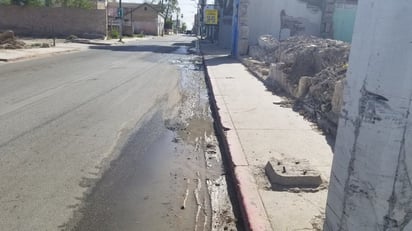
<box><xmin>117</xmin><ymin>8</ymin><xmax>123</xmax><ymax>17</ymax></box>
<box><xmin>204</xmin><ymin>9</ymin><xmax>218</xmax><ymax>25</ymax></box>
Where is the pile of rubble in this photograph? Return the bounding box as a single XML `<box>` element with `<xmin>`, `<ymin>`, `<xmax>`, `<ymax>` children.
<box><xmin>0</xmin><ymin>30</ymin><xmax>26</xmax><ymax>49</ymax></box>
<box><xmin>244</xmin><ymin>35</ymin><xmax>351</xmax><ymax>136</ymax></box>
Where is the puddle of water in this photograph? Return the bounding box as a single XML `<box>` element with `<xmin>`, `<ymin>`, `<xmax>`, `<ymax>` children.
<box><xmin>173</xmin><ymin>46</ymin><xmax>189</xmax><ymax>55</ymax></box>
<box><xmin>72</xmin><ymin>110</ymin><xmax>220</xmax><ymax>231</ymax></box>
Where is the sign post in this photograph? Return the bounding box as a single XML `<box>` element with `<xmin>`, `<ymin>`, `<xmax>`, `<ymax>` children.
<box><xmin>204</xmin><ymin>9</ymin><xmax>218</xmax><ymax>42</ymax></box>
<box><xmin>204</xmin><ymin>9</ymin><xmax>218</xmax><ymax>25</ymax></box>
<box><xmin>118</xmin><ymin>3</ymin><xmax>123</xmax><ymax>42</ymax></box>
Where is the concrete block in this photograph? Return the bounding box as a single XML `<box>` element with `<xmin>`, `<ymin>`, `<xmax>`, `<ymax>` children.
<box><xmin>239</xmin><ymin>4</ymin><xmax>248</xmax><ymax>17</ymax></box>
<box><xmin>238</xmin><ymin>39</ymin><xmax>249</xmax><ymax>56</ymax></box>
<box><xmin>265</xmin><ymin>158</ymin><xmax>323</xmax><ymax>188</ymax></box>
<box><xmin>269</xmin><ymin>63</ymin><xmax>295</xmax><ymax>96</ymax></box>
<box><xmin>239</xmin><ymin>25</ymin><xmax>249</xmax><ymax>39</ymax></box>
<box><xmin>296</xmin><ymin>76</ymin><xmax>312</xmax><ymax>98</ymax></box>
<box><xmin>238</xmin><ymin>17</ymin><xmax>248</xmax><ymax>26</ymax></box>
<box><xmin>331</xmin><ymin>79</ymin><xmax>345</xmax><ymax>114</ymax></box>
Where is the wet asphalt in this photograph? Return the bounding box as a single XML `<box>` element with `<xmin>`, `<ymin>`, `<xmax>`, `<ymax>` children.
<box><xmin>71</xmin><ymin>36</ymin><xmax>239</xmax><ymax>231</ymax></box>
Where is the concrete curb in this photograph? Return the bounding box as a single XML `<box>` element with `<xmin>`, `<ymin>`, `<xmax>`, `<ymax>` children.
<box><xmin>70</xmin><ymin>39</ymin><xmax>114</xmax><ymax>46</ymax></box>
<box><xmin>200</xmin><ymin>42</ymin><xmax>272</xmax><ymax>231</ymax></box>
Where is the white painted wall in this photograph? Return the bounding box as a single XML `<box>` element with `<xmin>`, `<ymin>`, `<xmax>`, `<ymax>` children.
<box><xmin>325</xmin><ymin>1</ymin><xmax>412</xmax><ymax>230</ymax></box>
<box><xmin>133</xmin><ymin>21</ymin><xmax>158</xmax><ymax>35</ymax></box>
<box><xmin>247</xmin><ymin>0</ymin><xmax>322</xmax><ymax>45</ymax></box>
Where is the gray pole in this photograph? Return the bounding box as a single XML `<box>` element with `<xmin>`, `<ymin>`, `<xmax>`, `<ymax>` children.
<box><xmin>199</xmin><ymin>0</ymin><xmax>205</xmax><ymax>39</ymax></box>
<box><xmin>118</xmin><ymin>0</ymin><xmax>123</xmax><ymax>42</ymax></box>
<box><xmin>324</xmin><ymin>1</ymin><xmax>412</xmax><ymax>230</ymax></box>
<box><xmin>231</xmin><ymin>0</ymin><xmax>239</xmax><ymax>56</ymax></box>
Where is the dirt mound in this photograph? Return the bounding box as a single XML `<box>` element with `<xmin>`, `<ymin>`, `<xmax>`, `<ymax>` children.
<box><xmin>0</xmin><ymin>30</ymin><xmax>26</xmax><ymax>49</ymax></box>
<box><xmin>276</xmin><ymin>36</ymin><xmax>349</xmax><ymax>84</ymax></box>
<box><xmin>245</xmin><ymin>35</ymin><xmax>351</xmax><ymax>137</ymax></box>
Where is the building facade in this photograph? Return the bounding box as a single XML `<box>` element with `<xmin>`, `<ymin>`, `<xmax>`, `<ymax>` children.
<box><xmin>220</xmin><ymin>0</ymin><xmax>358</xmax><ymax>56</ymax></box>
<box><xmin>108</xmin><ymin>3</ymin><xmax>165</xmax><ymax>36</ymax></box>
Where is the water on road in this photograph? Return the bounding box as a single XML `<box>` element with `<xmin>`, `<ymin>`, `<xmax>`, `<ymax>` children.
<box><xmin>70</xmin><ymin>39</ymin><xmax>240</xmax><ymax>231</ymax></box>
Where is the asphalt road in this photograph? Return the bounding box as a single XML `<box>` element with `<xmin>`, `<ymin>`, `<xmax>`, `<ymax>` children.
<box><xmin>0</xmin><ymin>36</ymin><xmax>238</xmax><ymax>230</ymax></box>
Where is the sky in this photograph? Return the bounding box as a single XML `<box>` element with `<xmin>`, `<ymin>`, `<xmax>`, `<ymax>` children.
<box><xmin>124</xmin><ymin>0</ymin><xmax>200</xmax><ymax>29</ymax></box>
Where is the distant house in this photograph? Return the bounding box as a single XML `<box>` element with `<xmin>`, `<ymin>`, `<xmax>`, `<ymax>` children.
<box><xmin>108</xmin><ymin>2</ymin><xmax>165</xmax><ymax>36</ymax></box>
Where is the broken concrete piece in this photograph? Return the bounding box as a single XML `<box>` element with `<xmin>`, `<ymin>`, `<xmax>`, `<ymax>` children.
<box><xmin>265</xmin><ymin>158</ymin><xmax>323</xmax><ymax>188</ymax></box>
<box><xmin>0</xmin><ymin>30</ymin><xmax>26</xmax><ymax>49</ymax></box>
<box><xmin>257</xmin><ymin>35</ymin><xmax>279</xmax><ymax>50</ymax></box>
<box><xmin>0</xmin><ymin>30</ymin><xmax>15</xmax><ymax>42</ymax></box>
<box><xmin>331</xmin><ymin>79</ymin><xmax>345</xmax><ymax>115</ymax></box>
<box><xmin>296</xmin><ymin>76</ymin><xmax>312</xmax><ymax>98</ymax></box>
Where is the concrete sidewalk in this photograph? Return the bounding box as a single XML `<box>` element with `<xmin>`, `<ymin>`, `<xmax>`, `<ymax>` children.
<box><xmin>0</xmin><ymin>43</ymin><xmax>87</xmax><ymax>62</ymax></box>
<box><xmin>201</xmin><ymin>41</ymin><xmax>333</xmax><ymax>231</ymax></box>
<box><xmin>0</xmin><ymin>37</ymin><xmax>140</xmax><ymax>62</ymax></box>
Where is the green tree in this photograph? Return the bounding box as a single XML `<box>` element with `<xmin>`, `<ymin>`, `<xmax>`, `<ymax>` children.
<box><xmin>0</xmin><ymin>0</ymin><xmax>11</xmax><ymax>5</ymax></box>
<box><xmin>44</xmin><ymin>0</ymin><xmax>58</xmax><ymax>6</ymax></box>
<box><xmin>10</xmin><ymin>0</ymin><xmax>43</xmax><ymax>6</ymax></box>
<box><xmin>164</xmin><ymin>18</ymin><xmax>173</xmax><ymax>30</ymax></box>
<box><xmin>26</xmin><ymin>0</ymin><xmax>43</xmax><ymax>6</ymax></box>
<box><xmin>59</xmin><ymin>0</ymin><xmax>92</xmax><ymax>8</ymax></box>
<box><xmin>152</xmin><ymin>0</ymin><xmax>179</xmax><ymax>20</ymax></box>
<box><xmin>181</xmin><ymin>22</ymin><xmax>187</xmax><ymax>33</ymax></box>
<box><xmin>68</xmin><ymin>0</ymin><xmax>91</xmax><ymax>8</ymax></box>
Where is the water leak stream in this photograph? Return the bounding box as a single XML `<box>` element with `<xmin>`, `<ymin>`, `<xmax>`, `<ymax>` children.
<box><xmin>71</xmin><ymin>42</ymin><xmax>239</xmax><ymax>231</ymax></box>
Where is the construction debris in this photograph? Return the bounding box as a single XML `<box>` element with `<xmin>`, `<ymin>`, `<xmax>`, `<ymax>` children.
<box><xmin>265</xmin><ymin>158</ymin><xmax>323</xmax><ymax>189</ymax></box>
<box><xmin>0</xmin><ymin>30</ymin><xmax>54</xmax><ymax>49</ymax></box>
<box><xmin>244</xmin><ymin>35</ymin><xmax>351</xmax><ymax>136</ymax></box>
<box><xmin>0</xmin><ymin>30</ymin><xmax>26</xmax><ymax>49</ymax></box>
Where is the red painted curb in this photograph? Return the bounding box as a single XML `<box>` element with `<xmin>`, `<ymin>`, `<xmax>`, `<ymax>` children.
<box><xmin>201</xmin><ymin>44</ymin><xmax>272</xmax><ymax>231</ymax></box>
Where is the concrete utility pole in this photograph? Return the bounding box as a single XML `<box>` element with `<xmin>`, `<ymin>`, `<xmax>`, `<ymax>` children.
<box><xmin>231</xmin><ymin>0</ymin><xmax>248</xmax><ymax>57</ymax></box>
<box><xmin>325</xmin><ymin>1</ymin><xmax>412</xmax><ymax>230</ymax></box>
<box><xmin>118</xmin><ymin>0</ymin><xmax>123</xmax><ymax>42</ymax></box>
<box><xmin>199</xmin><ymin>0</ymin><xmax>206</xmax><ymax>39</ymax></box>
<box><xmin>231</xmin><ymin>0</ymin><xmax>239</xmax><ymax>56</ymax></box>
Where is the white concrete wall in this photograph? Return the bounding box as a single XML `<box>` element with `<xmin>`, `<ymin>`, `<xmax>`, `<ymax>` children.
<box><xmin>157</xmin><ymin>15</ymin><xmax>164</xmax><ymax>36</ymax></box>
<box><xmin>325</xmin><ymin>1</ymin><xmax>412</xmax><ymax>230</ymax></box>
<box><xmin>133</xmin><ymin>21</ymin><xmax>158</xmax><ymax>35</ymax></box>
<box><xmin>247</xmin><ymin>0</ymin><xmax>322</xmax><ymax>45</ymax></box>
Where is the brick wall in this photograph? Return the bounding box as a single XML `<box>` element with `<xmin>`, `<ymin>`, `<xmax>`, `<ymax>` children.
<box><xmin>0</xmin><ymin>6</ymin><xmax>107</xmax><ymax>38</ymax></box>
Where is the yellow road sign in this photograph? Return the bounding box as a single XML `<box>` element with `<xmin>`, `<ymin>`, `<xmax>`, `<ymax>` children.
<box><xmin>205</xmin><ymin>9</ymin><xmax>218</xmax><ymax>25</ymax></box>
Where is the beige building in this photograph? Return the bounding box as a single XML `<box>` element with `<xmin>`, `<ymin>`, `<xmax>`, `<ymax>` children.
<box><xmin>108</xmin><ymin>2</ymin><xmax>165</xmax><ymax>36</ymax></box>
